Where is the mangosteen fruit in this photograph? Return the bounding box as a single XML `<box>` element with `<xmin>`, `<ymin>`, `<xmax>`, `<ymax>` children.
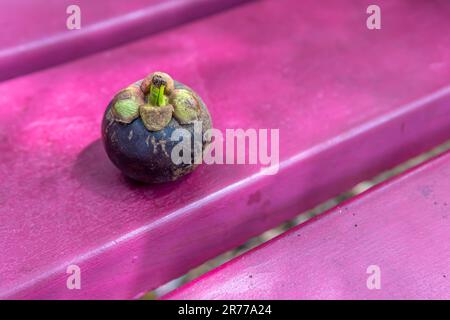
<box><xmin>102</xmin><ymin>72</ymin><xmax>212</xmax><ymax>183</ymax></box>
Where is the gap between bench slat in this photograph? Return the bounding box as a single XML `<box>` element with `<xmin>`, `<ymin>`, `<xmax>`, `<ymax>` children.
<box><xmin>165</xmin><ymin>151</ymin><xmax>450</xmax><ymax>299</ymax></box>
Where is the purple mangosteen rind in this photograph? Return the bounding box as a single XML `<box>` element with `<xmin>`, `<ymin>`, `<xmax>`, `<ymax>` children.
<box><xmin>102</xmin><ymin>76</ymin><xmax>212</xmax><ymax>184</ymax></box>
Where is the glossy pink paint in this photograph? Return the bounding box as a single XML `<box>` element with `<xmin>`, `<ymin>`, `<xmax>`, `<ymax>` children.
<box><xmin>0</xmin><ymin>0</ymin><xmax>249</xmax><ymax>81</ymax></box>
<box><xmin>165</xmin><ymin>152</ymin><xmax>450</xmax><ymax>299</ymax></box>
<box><xmin>0</xmin><ymin>0</ymin><xmax>449</xmax><ymax>299</ymax></box>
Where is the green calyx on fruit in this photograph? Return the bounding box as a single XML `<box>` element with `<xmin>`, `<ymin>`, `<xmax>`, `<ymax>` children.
<box><xmin>112</xmin><ymin>72</ymin><xmax>202</xmax><ymax>131</ymax></box>
<box><xmin>112</xmin><ymin>86</ymin><xmax>145</xmax><ymax>123</ymax></box>
<box><xmin>170</xmin><ymin>89</ymin><xmax>200</xmax><ymax>124</ymax></box>
<box><xmin>140</xmin><ymin>104</ymin><xmax>174</xmax><ymax>131</ymax></box>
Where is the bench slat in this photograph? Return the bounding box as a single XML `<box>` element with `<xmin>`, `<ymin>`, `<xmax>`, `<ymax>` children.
<box><xmin>0</xmin><ymin>0</ymin><xmax>248</xmax><ymax>81</ymax></box>
<box><xmin>0</xmin><ymin>0</ymin><xmax>449</xmax><ymax>299</ymax></box>
<box><xmin>165</xmin><ymin>151</ymin><xmax>450</xmax><ymax>299</ymax></box>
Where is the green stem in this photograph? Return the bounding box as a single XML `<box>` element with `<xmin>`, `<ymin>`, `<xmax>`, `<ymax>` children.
<box><xmin>149</xmin><ymin>84</ymin><xmax>166</xmax><ymax>106</ymax></box>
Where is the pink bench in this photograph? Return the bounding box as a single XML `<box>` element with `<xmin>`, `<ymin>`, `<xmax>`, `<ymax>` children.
<box><xmin>0</xmin><ymin>0</ymin><xmax>247</xmax><ymax>81</ymax></box>
<box><xmin>0</xmin><ymin>0</ymin><xmax>449</xmax><ymax>299</ymax></box>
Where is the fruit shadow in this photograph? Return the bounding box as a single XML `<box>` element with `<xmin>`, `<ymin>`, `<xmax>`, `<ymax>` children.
<box><xmin>72</xmin><ymin>138</ymin><xmax>190</xmax><ymax>201</ymax></box>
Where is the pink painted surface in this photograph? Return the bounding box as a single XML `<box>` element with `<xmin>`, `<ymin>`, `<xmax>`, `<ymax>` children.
<box><xmin>165</xmin><ymin>152</ymin><xmax>450</xmax><ymax>300</ymax></box>
<box><xmin>0</xmin><ymin>0</ymin><xmax>249</xmax><ymax>81</ymax></box>
<box><xmin>0</xmin><ymin>0</ymin><xmax>449</xmax><ymax>299</ymax></box>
